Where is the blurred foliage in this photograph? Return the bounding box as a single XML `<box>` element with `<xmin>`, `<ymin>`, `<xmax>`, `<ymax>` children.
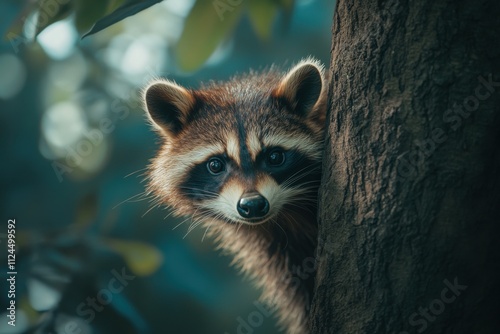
<box><xmin>5</xmin><ymin>190</ymin><xmax>163</xmax><ymax>333</ymax></box>
<box><xmin>106</xmin><ymin>239</ymin><xmax>163</xmax><ymax>276</ymax></box>
<box><xmin>9</xmin><ymin>0</ymin><xmax>296</xmax><ymax>71</ymax></box>
<box><xmin>1</xmin><ymin>0</ymin><xmax>332</xmax><ymax>333</ymax></box>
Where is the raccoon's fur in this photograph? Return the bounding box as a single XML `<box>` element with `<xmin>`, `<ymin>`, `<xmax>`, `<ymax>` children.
<box><xmin>143</xmin><ymin>58</ymin><xmax>327</xmax><ymax>334</ymax></box>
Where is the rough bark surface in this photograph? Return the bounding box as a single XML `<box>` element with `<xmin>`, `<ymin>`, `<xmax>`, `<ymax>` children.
<box><xmin>310</xmin><ymin>0</ymin><xmax>500</xmax><ymax>333</ymax></box>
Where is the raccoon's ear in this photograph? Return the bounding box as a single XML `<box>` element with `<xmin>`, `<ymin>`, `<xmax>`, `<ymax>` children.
<box><xmin>143</xmin><ymin>80</ymin><xmax>196</xmax><ymax>137</ymax></box>
<box><xmin>272</xmin><ymin>59</ymin><xmax>324</xmax><ymax>118</ymax></box>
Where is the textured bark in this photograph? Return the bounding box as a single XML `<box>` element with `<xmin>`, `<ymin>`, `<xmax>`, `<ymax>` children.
<box><xmin>310</xmin><ymin>0</ymin><xmax>500</xmax><ymax>333</ymax></box>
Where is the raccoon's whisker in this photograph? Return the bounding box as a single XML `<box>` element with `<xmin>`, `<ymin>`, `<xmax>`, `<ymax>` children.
<box><xmin>283</xmin><ymin>165</ymin><xmax>322</xmax><ymax>186</ymax></box>
<box><xmin>139</xmin><ymin>176</ymin><xmax>152</xmax><ymax>184</ymax></box>
<box><xmin>217</xmin><ymin>211</ymin><xmax>234</xmax><ymax>226</ymax></box>
<box><xmin>173</xmin><ymin>219</ymin><xmax>188</xmax><ymax>231</ymax></box>
<box><xmin>280</xmin><ymin>165</ymin><xmax>314</xmax><ymax>187</ymax></box>
<box><xmin>292</xmin><ymin>195</ymin><xmax>318</xmax><ymax>205</ymax></box>
<box><xmin>128</xmin><ymin>196</ymin><xmax>152</xmax><ymax>203</ymax></box>
<box><xmin>287</xmin><ymin>163</ymin><xmax>321</xmax><ymax>179</ymax></box>
<box><xmin>281</xmin><ymin>186</ymin><xmax>321</xmax><ymax>200</ymax></box>
<box><xmin>284</xmin><ymin>204</ymin><xmax>316</xmax><ymax>217</ymax></box>
<box><xmin>193</xmin><ymin>205</ymin><xmax>221</xmax><ymax>220</ymax></box>
<box><xmin>187</xmin><ymin>221</ymin><xmax>201</xmax><ymax>233</ymax></box>
<box><xmin>185</xmin><ymin>219</ymin><xmax>203</xmax><ymax>238</ymax></box>
<box><xmin>178</xmin><ymin>186</ymin><xmax>220</xmax><ymax>198</ymax></box>
<box><xmin>259</xmin><ymin>221</ymin><xmax>271</xmax><ymax>234</ymax></box>
<box><xmin>282</xmin><ymin>184</ymin><xmax>321</xmax><ymax>196</ymax></box>
<box><xmin>192</xmin><ymin>209</ymin><xmax>215</xmax><ymax>226</ymax></box>
<box><xmin>112</xmin><ymin>192</ymin><xmax>148</xmax><ymax>210</ymax></box>
<box><xmin>160</xmin><ymin>208</ymin><xmax>175</xmax><ymax>220</ymax></box>
<box><xmin>213</xmin><ymin>212</ymin><xmax>229</xmax><ymax>226</ymax></box>
<box><xmin>202</xmin><ymin>226</ymin><xmax>210</xmax><ymax>242</ymax></box>
<box><xmin>182</xmin><ymin>193</ymin><xmax>217</xmax><ymax>199</ymax></box>
<box><xmin>186</xmin><ymin>209</ymin><xmax>222</xmax><ymax>240</ymax></box>
<box><xmin>286</xmin><ymin>203</ymin><xmax>317</xmax><ymax>214</ymax></box>
<box><xmin>236</xmin><ymin>221</ymin><xmax>244</xmax><ymax>234</ymax></box>
<box><xmin>188</xmin><ymin>207</ymin><xmax>203</xmax><ymax>227</ymax></box>
<box><xmin>173</xmin><ymin>215</ymin><xmax>192</xmax><ymax>230</ymax></box>
<box><xmin>285</xmin><ymin>196</ymin><xmax>316</xmax><ymax>207</ymax></box>
<box><xmin>192</xmin><ymin>213</ymin><xmax>216</xmax><ymax>227</ymax></box>
<box><xmin>288</xmin><ymin>195</ymin><xmax>318</xmax><ymax>204</ymax></box>
<box><xmin>124</xmin><ymin>167</ymin><xmax>149</xmax><ymax>179</ymax></box>
<box><xmin>286</xmin><ymin>188</ymin><xmax>320</xmax><ymax>200</ymax></box>
<box><xmin>141</xmin><ymin>196</ymin><xmax>164</xmax><ymax>216</ymax></box>
<box><xmin>281</xmin><ymin>211</ymin><xmax>302</xmax><ymax>233</ymax></box>
<box><xmin>281</xmin><ymin>173</ymin><xmax>321</xmax><ymax>188</ymax></box>
<box><xmin>187</xmin><ymin>220</ymin><xmax>203</xmax><ymax>234</ymax></box>
<box><xmin>192</xmin><ymin>207</ymin><xmax>223</xmax><ymax>227</ymax></box>
<box><xmin>178</xmin><ymin>184</ymin><xmax>209</xmax><ymax>190</ymax></box>
<box><xmin>142</xmin><ymin>202</ymin><xmax>162</xmax><ymax>218</ymax></box>
<box><xmin>178</xmin><ymin>186</ymin><xmax>220</xmax><ymax>195</ymax></box>
<box><xmin>183</xmin><ymin>227</ymin><xmax>196</xmax><ymax>238</ymax></box>
<box><xmin>287</xmin><ymin>179</ymin><xmax>322</xmax><ymax>188</ymax></box>
<box><xmin>179</xmin><ymin>191</ymin><xmax>218</xmax><ymax>198</ymax></box>
<box><xmin>286</xmin><ymin>196</ymin><xmax>319</xmax><ymax>209</ymax></box>
<box><xmin>273</xmin><ymin>220</ymin><xmax>289</xmax><ymax>250</ymax></box>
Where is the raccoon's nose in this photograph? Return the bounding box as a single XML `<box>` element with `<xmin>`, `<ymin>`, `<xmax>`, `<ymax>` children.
<box><xmin>237</xmin><ymin>193</ymin><xmax>269</xmax><ymax>219</ymax></box>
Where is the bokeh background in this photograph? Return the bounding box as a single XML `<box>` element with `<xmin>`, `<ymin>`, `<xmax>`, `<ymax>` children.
<box><xmin>0</xmin><ymin>0</ymin><xmax>333</xmax><ymax>333</ymax></box>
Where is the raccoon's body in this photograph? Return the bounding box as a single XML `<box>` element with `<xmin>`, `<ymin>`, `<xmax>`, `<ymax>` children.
<box><xmin>143</xmin><ymin>59</ymin><xmax>327</xmax><ymax>334</ymax></box>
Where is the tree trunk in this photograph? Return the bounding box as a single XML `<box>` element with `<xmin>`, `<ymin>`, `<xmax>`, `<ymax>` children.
<box><xmin>310</xmin><ymin>0</ymin><xmax>500</xmax><ymax>333</ymax></box>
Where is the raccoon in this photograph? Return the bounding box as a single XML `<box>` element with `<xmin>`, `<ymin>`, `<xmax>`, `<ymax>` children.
<box><xmin>143</xmin><ymin>58</ymin><xmax>327</xmax><ymax>334</ymax></box>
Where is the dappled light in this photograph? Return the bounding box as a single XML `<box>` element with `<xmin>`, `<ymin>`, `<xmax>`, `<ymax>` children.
<box><xmin>1</xmin><ymin>0</ymin><xmax>332</xmax><ymax>333</ymax></box>
<box><xmin>38</xmin><ymin>20</ymin><xmax>78</xmax><ymax>60</ymax></box>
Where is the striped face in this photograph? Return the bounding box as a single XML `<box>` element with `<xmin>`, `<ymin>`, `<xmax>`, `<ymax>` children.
<box><xmin>144</xmin><ymin>59</ymin><xmax>326</xmax><ymax>226</ymax></box>
<box><xmin>177</xmin><ymin>124</ymin><xmax>323</xmax><ymax>225</ymax></box>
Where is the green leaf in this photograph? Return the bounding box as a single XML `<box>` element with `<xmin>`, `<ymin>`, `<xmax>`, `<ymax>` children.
<box><xmin>176</xmin><ymin>0</ymin><xmax>245</xmax><ymax>72</ymax></box>
<box><xmin>107</xmin><ymin>0</ymin><xmax>128</xmax><ymax>13</ymax></box>
<box><xmin>35</xmin><ymin>0</ymin><xmax>74</xmax><ymax>36</ymax></box>
<box><xmin>75</xmin><ymin>0</ymin><xmax>111</xmax><ymax>35</ymax></box>
<box><xmin>105</xmin><ymin>239</ymin><xmax>164</xmax><ymax>276</ymax></box>
<box><xmin>248</xmin><ymin>0</ymin><xmax>278</xmax><ymax>41</ymax></box>
<box><xmin>82</xmin><ymin>0</ymin><xmax>163</xmax><ymax>38</ymax></box>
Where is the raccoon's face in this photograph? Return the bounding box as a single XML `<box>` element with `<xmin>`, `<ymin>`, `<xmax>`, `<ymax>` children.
<box><xmin>144</xmin><ymin>60</ymin><xmax>325</xmax><ymax>226</ymax></box>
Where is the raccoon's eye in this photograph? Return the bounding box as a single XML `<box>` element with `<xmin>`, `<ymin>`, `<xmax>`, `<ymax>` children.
<box><xmin>267</xmin><ymin>149</ymin><xmax>285</xmax><ymax>166</ymax></box>
<box><xmin>207</xmin><ymin>158</ymin><xmax>225</xmax><ymax>175</ymax></box>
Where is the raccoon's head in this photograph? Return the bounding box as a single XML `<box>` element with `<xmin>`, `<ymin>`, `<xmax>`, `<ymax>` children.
<box><xmin>144</xmin><ymin>59</ymin><xmax>326</xmax><ymax>227</ymax></box>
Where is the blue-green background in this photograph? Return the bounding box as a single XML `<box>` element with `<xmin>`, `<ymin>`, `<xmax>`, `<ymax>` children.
<box><xmin>0</xmin><ymin>1</ymin><xmax>333</xmax><ymax>333</ymax></box>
